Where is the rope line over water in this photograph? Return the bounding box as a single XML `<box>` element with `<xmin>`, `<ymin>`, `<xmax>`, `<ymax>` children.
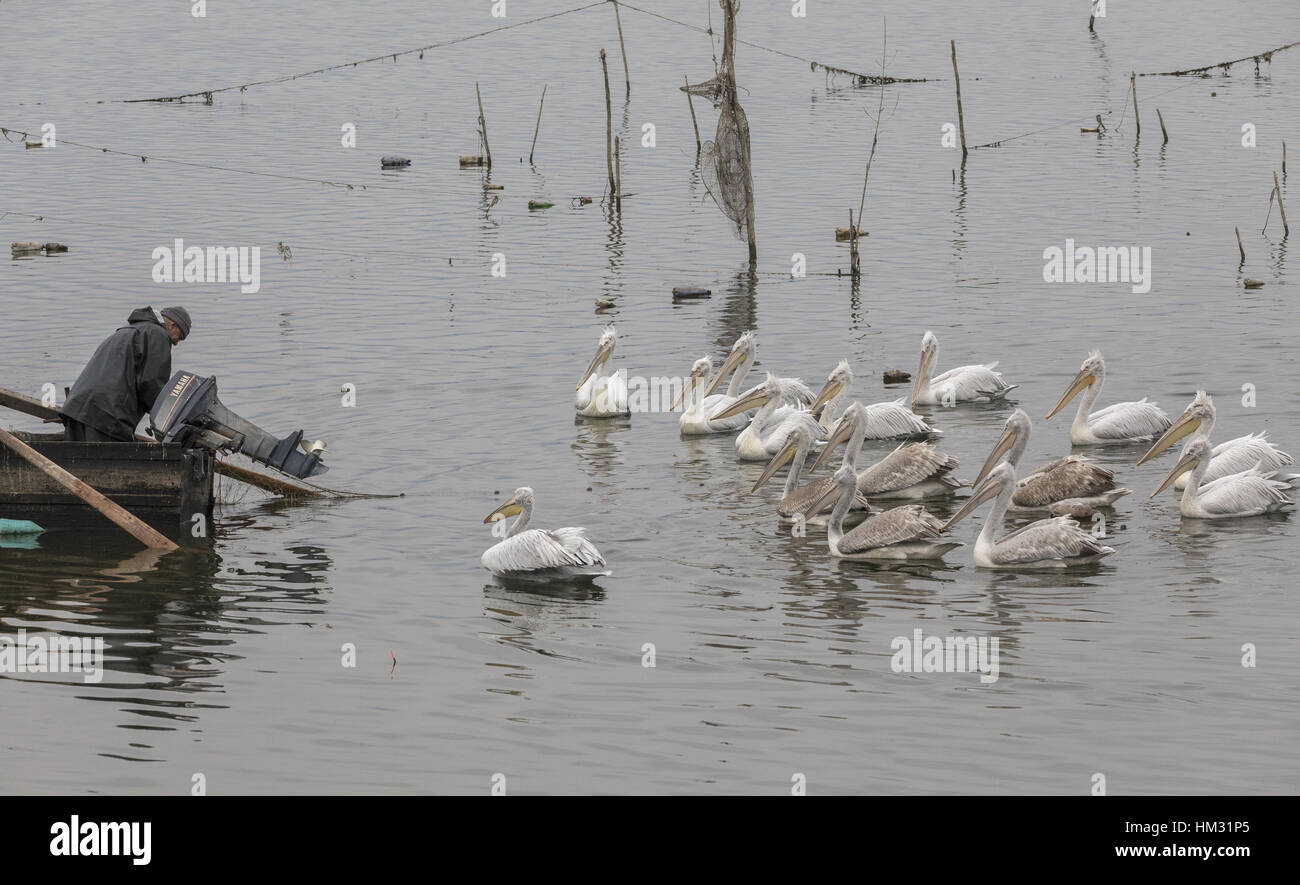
<box><xmin>1137</xmin><ymin>38</ymin><xmax>1300</xmax><ymax>77</ymax></box>
<box><xmin>119</xmin><ymin>1</ymin><xmax>608</xmax><ymax>103</ymax></box>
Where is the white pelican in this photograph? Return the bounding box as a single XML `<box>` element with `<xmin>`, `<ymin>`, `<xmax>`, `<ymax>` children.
<box><xmin>910</xmin><ymin>330</ymin><xmax>1017</xmax><ymax>406</ymax></box>
<box><xmin>711</xmin><ymin>374</ymin><xmax>821</xmax><ymax>461</ymax></box>
<box><xmin>1044</xmin><ymin>351</ymin><xmax>1170</xmax><ymax>444</ymax></box>
<box><xmin>671</xmin><ymin>355</ymin><xmax>751</xmax><ymax>435</ymax></box>
<box><xmin>1149</xmin><ymin>438</ymin><xmax>1296</xmax><ymax>519</ymax></box>
<box><xmin>1137</xmin><ymin>391</ymin><xmax>1294</xmax><ymax>490</ymax></box>
<box><xmin>976</xmin><ymin>409</ymin><xmax>1130</xmax><ymax>511</ymax></box>
<box><xmin>750</xmin><ymin>412</ymin><xmax>869</xmax><ymax>526</ymax></box>
<box><xmin>809</xmin><ymin>402</ymin><xmax>962</xmax><ymax>499</ymax></box>
<box><xmin>942</xmin><ymin>463</ymin><xmax>1116</xmax><ymax>569</ymax></box>
<box><xmin>809</xmin><ymin>359</ymin><xmax>938</xmax><ymax>438</ymax></box>
<box><xmin>482</xmin><ymin>487</ymin><xmax>609</xmax><ymax>578</ymax></box>
<box><xmin>575</xmin><ymin>324</ymin><xmax>630</xmax><ymax>417</ymax></box>
<box><xmin>808</xmin><ymin>465</ymin><xmax>963</xmax><ymax>560</ymax></box>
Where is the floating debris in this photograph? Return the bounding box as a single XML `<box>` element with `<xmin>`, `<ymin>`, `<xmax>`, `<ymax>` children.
<box><xmin>484</xmin><ymin>183</ymin><xmax>504</xmax><ymax>190</ymax></box>
<box><xmin>528</xmin><ymin>200</ymin><xmax>554</xmax><ymax>210</ymax></box>
<box><xmin>380</xmin><ymin>156</ymin><xmax>411</xmax><ymax>167</ymax></box>
<box><xmin>459</xmin><ymin>155</ymin><xmax>486</xmax><ymax>166</ymax></box>
<box><xmin>11</xmin><ymin>242</ymin><xmax>68</xmax><ymax>256</ymax></box>
<box><xmin>1243</xmin><ymin>278</ymin><xmax>1265</xmax><ymax>289</ymax></box>
<box><xmin>671</xmin><ymin>287</ymin><xmax>712</xmax><ymax>299</ymax></box>
<box><xmin>24</xmin><ymin>141</ymin><xmax>41</xmax><ymax>150</ymax></box>
<box><xmin>571</xmin><ymin>196</ymin><xmax>594</xmax><ymax>207</ymax></box>
<box><xmin>0</xmin><ymin>518</ymin><xmax>44</xmax><ymax>535</ymax></box>
<box><xmin>835</xmin><ymin>227</ymin><xmax>868</xmax><ymax>241</ymax></box>
<box><xmin>882</xmin><ymin>369</ymin><xmax>911</xmax><ymax>384</ymax></box>
<box><xmin>595</xmin><ymin>298</ymin><xmax>615</xmax><ymax>309</ymax></box>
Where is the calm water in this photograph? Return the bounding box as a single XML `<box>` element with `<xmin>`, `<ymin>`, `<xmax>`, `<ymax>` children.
<box><xmin>2</xmin><ymin>0</ymin><xmax>1297</xmax><ymax>794</ymax></box>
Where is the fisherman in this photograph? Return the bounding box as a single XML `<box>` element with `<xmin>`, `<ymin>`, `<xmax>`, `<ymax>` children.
<box><xmin>60</xmin><ymin>306</ymin><xmax>192</xmax><ymax>442</ymax></box>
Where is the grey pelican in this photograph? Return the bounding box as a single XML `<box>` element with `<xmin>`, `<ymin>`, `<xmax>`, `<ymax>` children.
<box><xmin>808</xmin><ymin>465</ymin><xmax>963</xmax><ymax>560</ymax></box>
<box><xmin>911</xmin><ymin>330</ymin><xmax>1017</xmax><ymax>406</ymax></box>
<box><xmin>711</xmin><ymin>374</ymin><xmax>821</xmax><ymax>460</ymax></box>
<box><xmin>750</xmin><ymin>411</ymin><xmax>869</xmax><ymax>526</ymax></box>
<box><xmin>1149</xmin><ymin>438</ymin><xmax>1297</xmax><ymax>518</ymax></box>
<box><xmin>809</xmin><ymin>359</ymin><xmax>938</xmax><ymax>438</ymax></box>
<box><xmin>575</xmin><ymin>324</ymin><xmax>630</xmax><ymax>417</ymax></box>
<box><xmin>1137</xmin><ymin>391</ymin><xmax>1294</xmax><ymax>490</ymax></box>
<box><xmin>809</xmin><ymin>402</ymin><xmax>963</xmax><ymax>499</ymax></box>
<box><xmin>976</xmin><ymin>409</ymin><xmax>1131</xmax><ymax>511</ymax></box>
<box><xmin>671</xmin><ymin>355</ymin><xmax>750</xmax><ymax>435</ymax></box>
<box><xmin>482</xmin><ymin>488</ymin><xmax>609</xmax><ymax>578</ymax></box>
<box><xmin>942</xmin><ymin>463</ymin><xmax>1116</xmax><ymax>568</ymax></box>
<box><xmin>1044</xmin><ymin>351</ymin><xmax>1171</xmax><ymax>444</ymax></box>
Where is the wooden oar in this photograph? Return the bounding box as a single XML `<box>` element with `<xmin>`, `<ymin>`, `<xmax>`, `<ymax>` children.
<box><xmin>0</xmin><ymin>427</ymin><xmax>179</xmax><ymax>550</ymax></box>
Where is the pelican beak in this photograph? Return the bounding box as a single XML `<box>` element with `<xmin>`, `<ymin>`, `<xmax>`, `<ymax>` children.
<box><xmin>576</xmin><ymin>340</ymin><xmax>614</xmax><ymax>391</ymax></box>
<box><xmin>1137</xmin><ymin>411</ymin><xmax>1202</xmax><ymax>465</ymax></box>
<box><xmin>808</xmin><ymin>479</ymin><xmax>844</xmax><ymax>516</ymax></box>
<box><xmin>669</xmin><ymin>373</ymin><xmax>699</xmax><ymax>412</ymax></box>
<box><xmin>941</xmin><ymin>476</ymin><xmax>1003</xmax><ymax>532</ymax></box>
<box><xmin>751</xmin><ymin>436</ymin><xmax>799</xmax><ymax>493</ymax></box>
<box><xmin>703</xmin><ymin>345</ymin><xmax>747</xmax><ymax>397</ymax></box>
<box><xmin>809</xmin><ymin>378</ymin><xmax>843</xmax><ymax>419</ymax></box>
<box><xmin>483</xmin><ymin>494</ymin><xmax>522</xmax><ymax>524</ymax></box>
<box><xmin>974</xmin><ymin>424</ymin><xmax>1019</xmax><ymax>488</ymax></box>
<box><xmin>809</xmin><ymin>414</ymin><xmax>854</xmax><ymax>474</ymax></box>
<box><xmin>910</xmin><ymin>348</ymin><xmax>935</xmax><ymax>405</ymax></box>
<box><xmin>711</xmin><ymin>385</ymin><xmax>769</xmax><ymax>421</ymax></box>
<box><xmin>1045</xmin><ymin>369</ymin><xmax>1094</xmax><ymax>420</ymax></box>
<box><xmin>1150</xmin><ymin>450</ymin><xmax>1200</xmax><ymax>497</ymax></box>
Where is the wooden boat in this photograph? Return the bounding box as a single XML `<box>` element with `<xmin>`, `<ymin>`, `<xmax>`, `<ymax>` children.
<box><xmin>0</xmin><ymin>431</ymin><xmax>213</xmax><ymax>535</ymax></box>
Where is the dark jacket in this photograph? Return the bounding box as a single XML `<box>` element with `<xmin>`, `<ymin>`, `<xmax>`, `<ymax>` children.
<box><xmin>61</xmin><ymin>307</ymin><xmax>173</xmax><ymax>441</ymax></box>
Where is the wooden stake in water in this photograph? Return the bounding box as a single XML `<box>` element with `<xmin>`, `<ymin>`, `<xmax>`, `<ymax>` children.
<box><xmin>1275</xmin><ymin>170</ymin><xmax>1289</xmax><ymax>236</ymax></box>
<box><xmin>1156</xmin><ymin>108</ymin><xmax>1168</xmax><ymax>144</ymax></box>
<box><xmin>685</xmin><ymin>75</ymin><xmax>701</xmax><ymax>155</ymax></box>
<box><xmin>1236</xmin><ymin>225</ymin><xmax>1245</xmax><ymax>264</ymax></box>
<box><xmin>529</xmin><ymin>84</ymin><xmax>547</xmax><ymax>165</ymax></box>
<box><xmin>1130</xmin><ymin>73</ymin><xmax>1140</xmax><ymax>139</ymax></box>
<box><xmin>1284</xmin><ymin>141</ymin><xmax>1288</xmax><ymax>176</ymax></box>
<box><xmin>601</xmin><ymin>49</ymin><xmax>614</xmax><ymax>197</ymax></box>
<box><xmin>951</xmin><ymin>40</ymin><xmax>968</xmax><ymax>160</ymax></box>
<box><xmin>476</xmin><ymin>82</ymin><xmax>492</xmax><ymax>169</ymax></box>
<box><xmin>613</xmin><ymin>0</ymin><xmax>631</xmax><ymax>99</ymax></box>
<box><xmin>849</xmin><ymin>209</ymin><xmax>860</xmax><ymax>276</ymax></box>
<box><xmin>614</xmin><ymin>135</ymin><xmax>622</xmax><ymax>211</ymax></box>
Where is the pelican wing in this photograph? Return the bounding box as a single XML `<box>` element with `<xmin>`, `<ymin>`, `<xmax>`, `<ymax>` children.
<box><xmin>1086</xmin><ymin>398</ymin><xmax>1171</xmax><ymax>440</ymax></box>
<box><xmin>1205</xmin><ymin>433</ymin><xmax>1293</xmax><ymax>479</ymax></box>
<box><xmin>1195</xmin><ymin>469</ymin><xmax>1294</xmax><ymax>516</ymax></box>
<box><xmin>993</xmin><ymin>517</ymin><xmax>1113</xmax><ymax>564</ymax></box>
<box><xmin>860</xmin><ymin>398</ymin><xmax>937</xmax><ymax>438</ymax></box>
<box><xmin>779</xmin><ymin>478</ymin><xmax>869</xmax><ymax>517</ymax></box>
<box><xmin>838</xmin><ymin>504</ymin><xmax>944</xmax><ymax>553</ymax></box>
<box><xmin>857</xmin><ymin>442</ymin><xmax>960</xmax><ymax>494</ymax></box>
<box><xmin>1013</xmin><ymin>455</ymin><xmax>1118</xmax><ymax>507</ymax></box>
<box><xmin>931</xmin><ymin>364</ymin><xmax>1017</xmax><ymax>400</ymax></box>
<box><xmin>482</xmin><ymin>527</ymin><xmax>605</xmax><ymax>574</ymax></box>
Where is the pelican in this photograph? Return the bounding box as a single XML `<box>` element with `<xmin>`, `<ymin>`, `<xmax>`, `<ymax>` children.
<box><xmin>809</xmin><ymin>359</ymin><xmax>938</xmax><ymax>438</ymax></box>
<box><xmin>575</xmin><ymin>324</ymin><xmax>630</xmax><ymax>417</ymax></box>
<box><xmin>1149</xmin><ymin>438</ymin><xmax>1296</xmax><ymax>519</ymax></box>
<box><xmin>1044</xmin><ymin>351</ymin><xmax>1170</xmax><ymax>444</ymax></box>
<box><xmin>711</xmin><ymin>373</ymin><xmax>821</xmax><ymax>460</ymax></box>
<box><xmin>976</xmin><ymin>409</ymin><xmax>1130</xmax><ymax>511</ymax></box>
<box><xmin>942</xmin><ymin>463</ymin><xmax>1116</xmax><ymax>569</ymax></box>
<box><xmin>1137</xmin><ymin>391</ymin><xmax>1294</xmax><ymax>490</ymax></box>
<box><xmin>751</xmin><ymin>412</ymin><xmax>869</xmax><ymax>526</ymax></box>
<box><xmin>808</xmin><ymin>465</ymin><xmax>963</xmax><ymax>560</ymax></box>
<box><xmin>809</xmin><ymin>401</ymin><xmax>962</xmax><ymax>499</ymax></box>
<box><xmin>701</xmin><ymin>330</ymin><xmax>813</xmax><ymax>406</ymax></box>
<box><xmin>482</xmin><ymin>487</ymin><xmax>609</xmax><ymax>578</ymax></box>
<box><xmin>671</xmin><ymin>355</ymin><xmax>751</xmax><ymax>435</ymax></box>
<box><xmin>910</xmin><ymin>330</ymin><xmax>1017</xmax><ymax>406</ymax></box>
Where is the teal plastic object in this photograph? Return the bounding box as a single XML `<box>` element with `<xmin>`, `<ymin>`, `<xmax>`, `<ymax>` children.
<box><xmin>0</xmin><ymin>519</ymin><xmax>45</xmax><ymax>535</ymax></box>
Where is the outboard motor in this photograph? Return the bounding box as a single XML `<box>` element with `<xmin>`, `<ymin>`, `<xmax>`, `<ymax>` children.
<box><xmin>149</xmin><ymin>370</ymin><xmax>328</xmax><ymax>478</ymax></box>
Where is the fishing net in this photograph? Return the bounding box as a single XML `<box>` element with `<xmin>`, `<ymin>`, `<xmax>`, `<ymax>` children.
<box><xmin>699</xmin><ymin>0</ymin><xmax>753</xmax><ymax>240</ymax></box>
